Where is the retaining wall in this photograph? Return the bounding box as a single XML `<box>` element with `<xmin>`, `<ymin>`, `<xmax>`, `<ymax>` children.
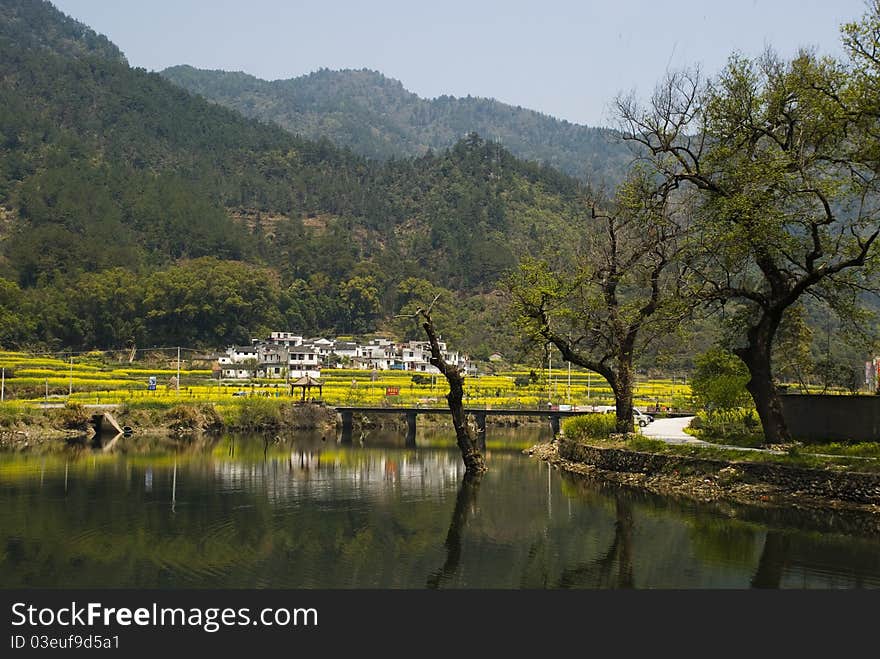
<box><xmin>558</xmin><ymin>438</ymin><xmax>880</xmax><ymax>504</ymax></box>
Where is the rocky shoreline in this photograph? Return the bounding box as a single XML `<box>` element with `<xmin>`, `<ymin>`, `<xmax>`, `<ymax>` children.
<box><xmin>0</xmin><ymin>402</ymin><xmax>339</xmax><ymax>452</ymax></box>
<box><xmin>526</xmin><ymin>440</ymin><xmax>880</xmax><ymax>518</ymax></box>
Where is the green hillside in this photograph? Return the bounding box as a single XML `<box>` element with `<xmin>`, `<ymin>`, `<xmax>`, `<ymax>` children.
<box><xmin>0</xmin><ymin>0</ymin><xmax>587</xmax><ymax>357</ymax></box>
<box><xmin>160</xmin><ymin>65</ymin><xmax>632</xmax><ymax>184</ymax></box>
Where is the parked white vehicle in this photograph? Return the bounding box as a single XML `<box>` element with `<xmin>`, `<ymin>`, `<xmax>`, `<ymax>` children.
<box><xmin>593</xmin><ymin>405</ymin><xmax>654</xmax><ymax>427</ymax></box>
<box><xmin>633</xmin><ymin>409</ymin><xmax>654</xmax><ymax>427</ymax></box>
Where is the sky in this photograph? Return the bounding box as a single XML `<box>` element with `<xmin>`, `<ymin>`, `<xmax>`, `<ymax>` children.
<box><xmin>52</xmin><ymin>0</ymin><xmax>870</xmax><ymax>127</ymax></box>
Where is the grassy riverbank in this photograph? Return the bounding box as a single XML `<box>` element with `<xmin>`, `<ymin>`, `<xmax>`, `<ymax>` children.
<box><xmin>0</xmin><ymin>399</ymin><xmax>339</xmax><ymax>450</ymax></box>
<box><xmin>533</xmin><ymin>422</ymin><xmax>880</xmax><ymax>514</ymax></box>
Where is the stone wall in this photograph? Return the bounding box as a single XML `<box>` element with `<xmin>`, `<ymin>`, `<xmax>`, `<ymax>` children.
<box><xmin>558</xmin><ymin>438</ymin><xmax>880</xmax><ymax>504</ymax></box>
<box><xmin>780</xmin><ymin>394</ymin><xmax>880</xmax><ymax>443</ymax></box>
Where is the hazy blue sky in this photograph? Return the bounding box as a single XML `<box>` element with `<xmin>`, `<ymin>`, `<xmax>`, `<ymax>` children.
<box><xmin>52</xmin><ymin>0</ymin><xmax>869</xmax><ymax>127</ymax></box>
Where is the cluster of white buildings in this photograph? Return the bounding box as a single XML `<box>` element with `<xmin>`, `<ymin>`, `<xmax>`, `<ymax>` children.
<box><xmin>217</xmin><ymin>331</ymin><xmax>472</xmax><ymax>380</ymax></box>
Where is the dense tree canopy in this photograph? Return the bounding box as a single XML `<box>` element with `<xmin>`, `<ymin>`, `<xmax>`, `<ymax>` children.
<box><xmin>0</xmin><ymin>1</ymin><xmax>596</xmax><ymax>352</ymax></box>
<box><xmin>617</xmin><ymin>10</ymin><xmax>880</xmax><ymax>441</ymax></box>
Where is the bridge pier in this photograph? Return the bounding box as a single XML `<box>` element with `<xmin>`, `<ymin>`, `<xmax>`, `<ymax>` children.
<box><xmin>549</xmin><ymin>414</ymin><xmax>561</xmax><ymax>437</ymax></box>
<box><xmin>473</xmin><ymin>412</ymin><xmax>487</xmax><ymax>451</ymax></box>
<box><xmin>340</xmin><ymin>410</ymin><xmax>354</xmax><ymax>444</ymax></box>
<box><xmin>405</xmin><ymin>411</ymin><xmax>417</xmax><ymax>447</ymax></box>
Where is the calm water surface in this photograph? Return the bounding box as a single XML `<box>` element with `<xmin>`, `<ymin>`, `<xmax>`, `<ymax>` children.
<box><xmin>1</xmin><ymin>428</ymin><xmax>879</xmax><ymax>588</ymax></box>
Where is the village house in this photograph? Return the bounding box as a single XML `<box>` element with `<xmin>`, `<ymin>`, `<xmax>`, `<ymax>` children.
<box><xmin>218</xmin><ymin>345</ymin><xmax>260</xmax><ymax>379</ymax></box>
<box><xmin>353</xmin><ymin>339</ymin><xmax>399</xmax><ymax>371</ymax></box>
<box><xmin>217</xmin><ymin>331</ymin><xmax>474</xmax><ymax>380</ymax></box>
<box><xmin>266</xmin><ymin>332</ymin><xmax>304</xmax><ymax>348</ymax></box>
<box><xmin>287</xmin><ymin>345</ymin><xmax>321</xmax><ymax>379</ymax></box>
<box><xmin>332</xmin><ymin>341</ymin><xmax>359</xmax><ymax>364</ymax></box>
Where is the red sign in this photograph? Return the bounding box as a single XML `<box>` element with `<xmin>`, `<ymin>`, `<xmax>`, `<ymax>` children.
<box><xmin>385</xmin><ymin>387</ymin><xmax>400</xmax><ymax>396</ymax></box>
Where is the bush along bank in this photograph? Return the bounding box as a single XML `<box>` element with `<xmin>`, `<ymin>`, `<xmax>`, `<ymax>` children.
<box><xmin>115</xmin><ymin>400</ymin><xmax>337</xmax><ymax>435</ymax></box>
<box><xmin>0</xmin><ymin>400</ymin><xmax>338</xmax><ymax>448</ymax></box>
<box><xmin>528</xmin><ymin>434</ymin><xmax>880</xmax><ymax>514</ymax></box>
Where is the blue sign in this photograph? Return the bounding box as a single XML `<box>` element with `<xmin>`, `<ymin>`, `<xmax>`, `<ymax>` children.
<box><xmin>147</xmin><ymin>376</ymin><xmax>157</xmax><ymax>391</ymax></box>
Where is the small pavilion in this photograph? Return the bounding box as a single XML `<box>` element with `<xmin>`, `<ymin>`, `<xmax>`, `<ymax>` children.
<box><xmin>289</xmin><ymin>375</ymin><xmax>323</xmax><ymax>401</ymax></box>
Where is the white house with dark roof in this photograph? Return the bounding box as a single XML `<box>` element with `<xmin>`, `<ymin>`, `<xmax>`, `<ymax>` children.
<box><xmin>267</xmin><ymin>332</ymin><xmax>304</xmax><ymax>348</ymax></box>
<box><xmin>219</xmin><ymin>331</ymin><xmax>473</xmax><ymax>379</ymax></box>
<box><xmin>333</xmin><ymin>341</ymin><xmax>359</xmax><ymax>363</ymax></box>
<box><xmin>353</xmin><ymin>340</ymin><xmax>399</xmax><ymax>371</ymax></box>
<box><xmin>287</xmin><ymin>345</ymin><xmax>321</xmax><ymax>379</ymax></box>
<box><xmin>219</xmin><ymin>345</ymin><xmax>260</xmax><ymax>379</ymax></box>
<box><xmin>309</xmin><ymin>337</ymin><xmax>335</xmax><ymax>358</ymax></box>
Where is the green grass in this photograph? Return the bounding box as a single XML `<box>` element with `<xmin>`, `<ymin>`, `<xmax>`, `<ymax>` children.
<box><xmin>573</xmin><ymin>435</ymin><xmax>880</xmax><ymax>473</ymax></box>
<box><xmin>797</xmin><ymin>442</ymin><xmax>880</xmax><ymax>458</ymax></box>
<box><xmin>562</xmin><ymin>413</ymin><xmax>620</xmax><ymax>439</ymax></box>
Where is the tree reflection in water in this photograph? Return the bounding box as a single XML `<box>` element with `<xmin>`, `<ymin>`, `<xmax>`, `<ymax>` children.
<box><xmin>556</xmin><ymin>495</ymin><xmax>634</xmax><ymax>589</ymax></box>
<box><xmin>750</xmin><ymin>531</ymin><xmax>791</xmax><ymax>589</ymax></box>
<box><xmin>426</xmin><ymin>471</ymin><xmax>483</xmax><ymax>589</ymax></box>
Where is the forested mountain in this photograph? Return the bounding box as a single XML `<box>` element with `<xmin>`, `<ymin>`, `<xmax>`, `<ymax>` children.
<box><xmin>0</xmin><ymin>0</ymin><xmax>125</xmax><ymax>63</ymax></box>
<box><xmin>160</xmin><ymin>65</ymin><xmax>633</xmax><ymax>184</ymax></box>
<box><xmin>0</xmin><ymin>0</ymin><xmax>588</xmax><ymax>357</ymax></box>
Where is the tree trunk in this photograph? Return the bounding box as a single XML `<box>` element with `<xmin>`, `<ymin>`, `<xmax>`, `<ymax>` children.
<box><xmin>419</xmin><ymin>307</ymin><xmax>487</xmax><ymax>474</ymax></box>
<box><xmin>613</xmin><ymin>354</ymin><xmax>635</xmax><ymax>435</ymax></box>
<box><xmin>443</xmin><ymin>362</ymin><xmax>488</xmax><ymax>473</ymax></box>
<box><xmin>736</xmin><ymin>320</ymin><xmax>791</xmax><ymax>445</ymax></box>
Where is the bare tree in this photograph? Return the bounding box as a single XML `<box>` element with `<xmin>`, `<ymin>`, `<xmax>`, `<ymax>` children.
<box><xmin>508</xmin><ymin>171</ymin><xmax>691</xmax><ymax>434</ymax></box>
<box><xmin>404</xmin><ymin>297</ymin><xmax>487</xmax><ymax>473</ymax></box>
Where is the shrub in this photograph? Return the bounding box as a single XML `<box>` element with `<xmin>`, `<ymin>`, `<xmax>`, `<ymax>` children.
<box><xmin>689</xmin><ymin>409</ymin><xmax>763</xmax><ymax>447</ymax></box>
<box><xmin>165</xmin><ymin>404</ymin><xmax>222</xmax><ymax>433</ymax></box>
<box><xmin>59</xmin><ymin>402</ymin><xmax>91</xmax><ymax>430</ymax></box>
<box><xmin>225</xmin><ymin>397</ymin><xmax>285</xmax><ymax>431</ymax></box>
<box><xmin>691</xmin><ymin>349</ymin><xmax>751</xmax><ymax>413</ymax></box>
<box><xmin>0</xmin><ymin>402</ymin><xmax>31</xmax><ymax>427</ymax></box>
<box><xmin>562</xmin><ymin>413</ymin><xmax>618</xmax><ymax>440</ymax></box>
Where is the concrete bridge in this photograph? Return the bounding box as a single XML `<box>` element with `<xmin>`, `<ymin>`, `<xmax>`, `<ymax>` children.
<box><xmin>334</xmin><ymin>406</ymin><xmax>595</xmax><ymax>447</ymax></box>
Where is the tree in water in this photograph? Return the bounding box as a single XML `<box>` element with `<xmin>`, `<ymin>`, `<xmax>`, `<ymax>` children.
<box><xmin>405</xmin><ymin>296</ymin><xmax>487</xmax><ymax>474</ymax></box>
<box><xmin>556</xmin><ymin>495</ymin><xmax>635</xmax><ymax>589</ymax></box>
<box><xmin>751</xmin><ymin>531</ymin><xmax>791</xmax><ymax>589</ymax></box>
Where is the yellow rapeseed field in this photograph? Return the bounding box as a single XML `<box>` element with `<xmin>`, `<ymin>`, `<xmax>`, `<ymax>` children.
<box><xmin>0</xmin><ymin>351</ymin><xmax>693</xmax><ymax>411</ymax></box>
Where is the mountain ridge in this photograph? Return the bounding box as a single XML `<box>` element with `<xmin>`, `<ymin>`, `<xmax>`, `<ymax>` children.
<box><xmin>0</xmin><ymin>0</ymin><xmax>126</xmax><ymax>63</ymax></box>
<box><xmin>160</xmin><ymin>64</ymin><xmax>632</xmax><ymax>183</ymax></box>
<box><xmin>0</xmin><ymin>0</ymin><xmax>587</xmax><ymax>355</ymax></box>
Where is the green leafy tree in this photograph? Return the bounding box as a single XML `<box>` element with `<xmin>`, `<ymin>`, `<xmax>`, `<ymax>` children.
<box><xmin>690</xmin><ymin>349</ymin><xmax>751</xmax><ymax>414</ymax></box>
<box><xmin>143</xmin><ymin>258</ymin><xmax>282</xmax><ymax>346</ymax></box>
<box><xmin>0</xmin><ymin>278</ymin><xmax>33</xmax><ymax>347</ymax></box>
<box><xmin>338</xmin><ymin>276</ymin><xmax>381</xmax><ymax>334</ymax></box>
<box><xmin>618</xmin><ymin>42</ymin><xmax>880</xmax><ymax>443</ymax></box>
<box><xmin>392</xmin><ymin>278</ymin><xmax>462</xmax><ymax>343</ymax></box>
<box><xmin>68</xmin><ymin>268</ymin><xmax>146</xmax><ymax>348</ymax></box>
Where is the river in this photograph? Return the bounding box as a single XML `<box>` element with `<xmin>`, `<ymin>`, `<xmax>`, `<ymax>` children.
<box><xmin>1</xmin><ymin>428</ymin><xmax>878</xmax><ymax>588</ymax></box>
